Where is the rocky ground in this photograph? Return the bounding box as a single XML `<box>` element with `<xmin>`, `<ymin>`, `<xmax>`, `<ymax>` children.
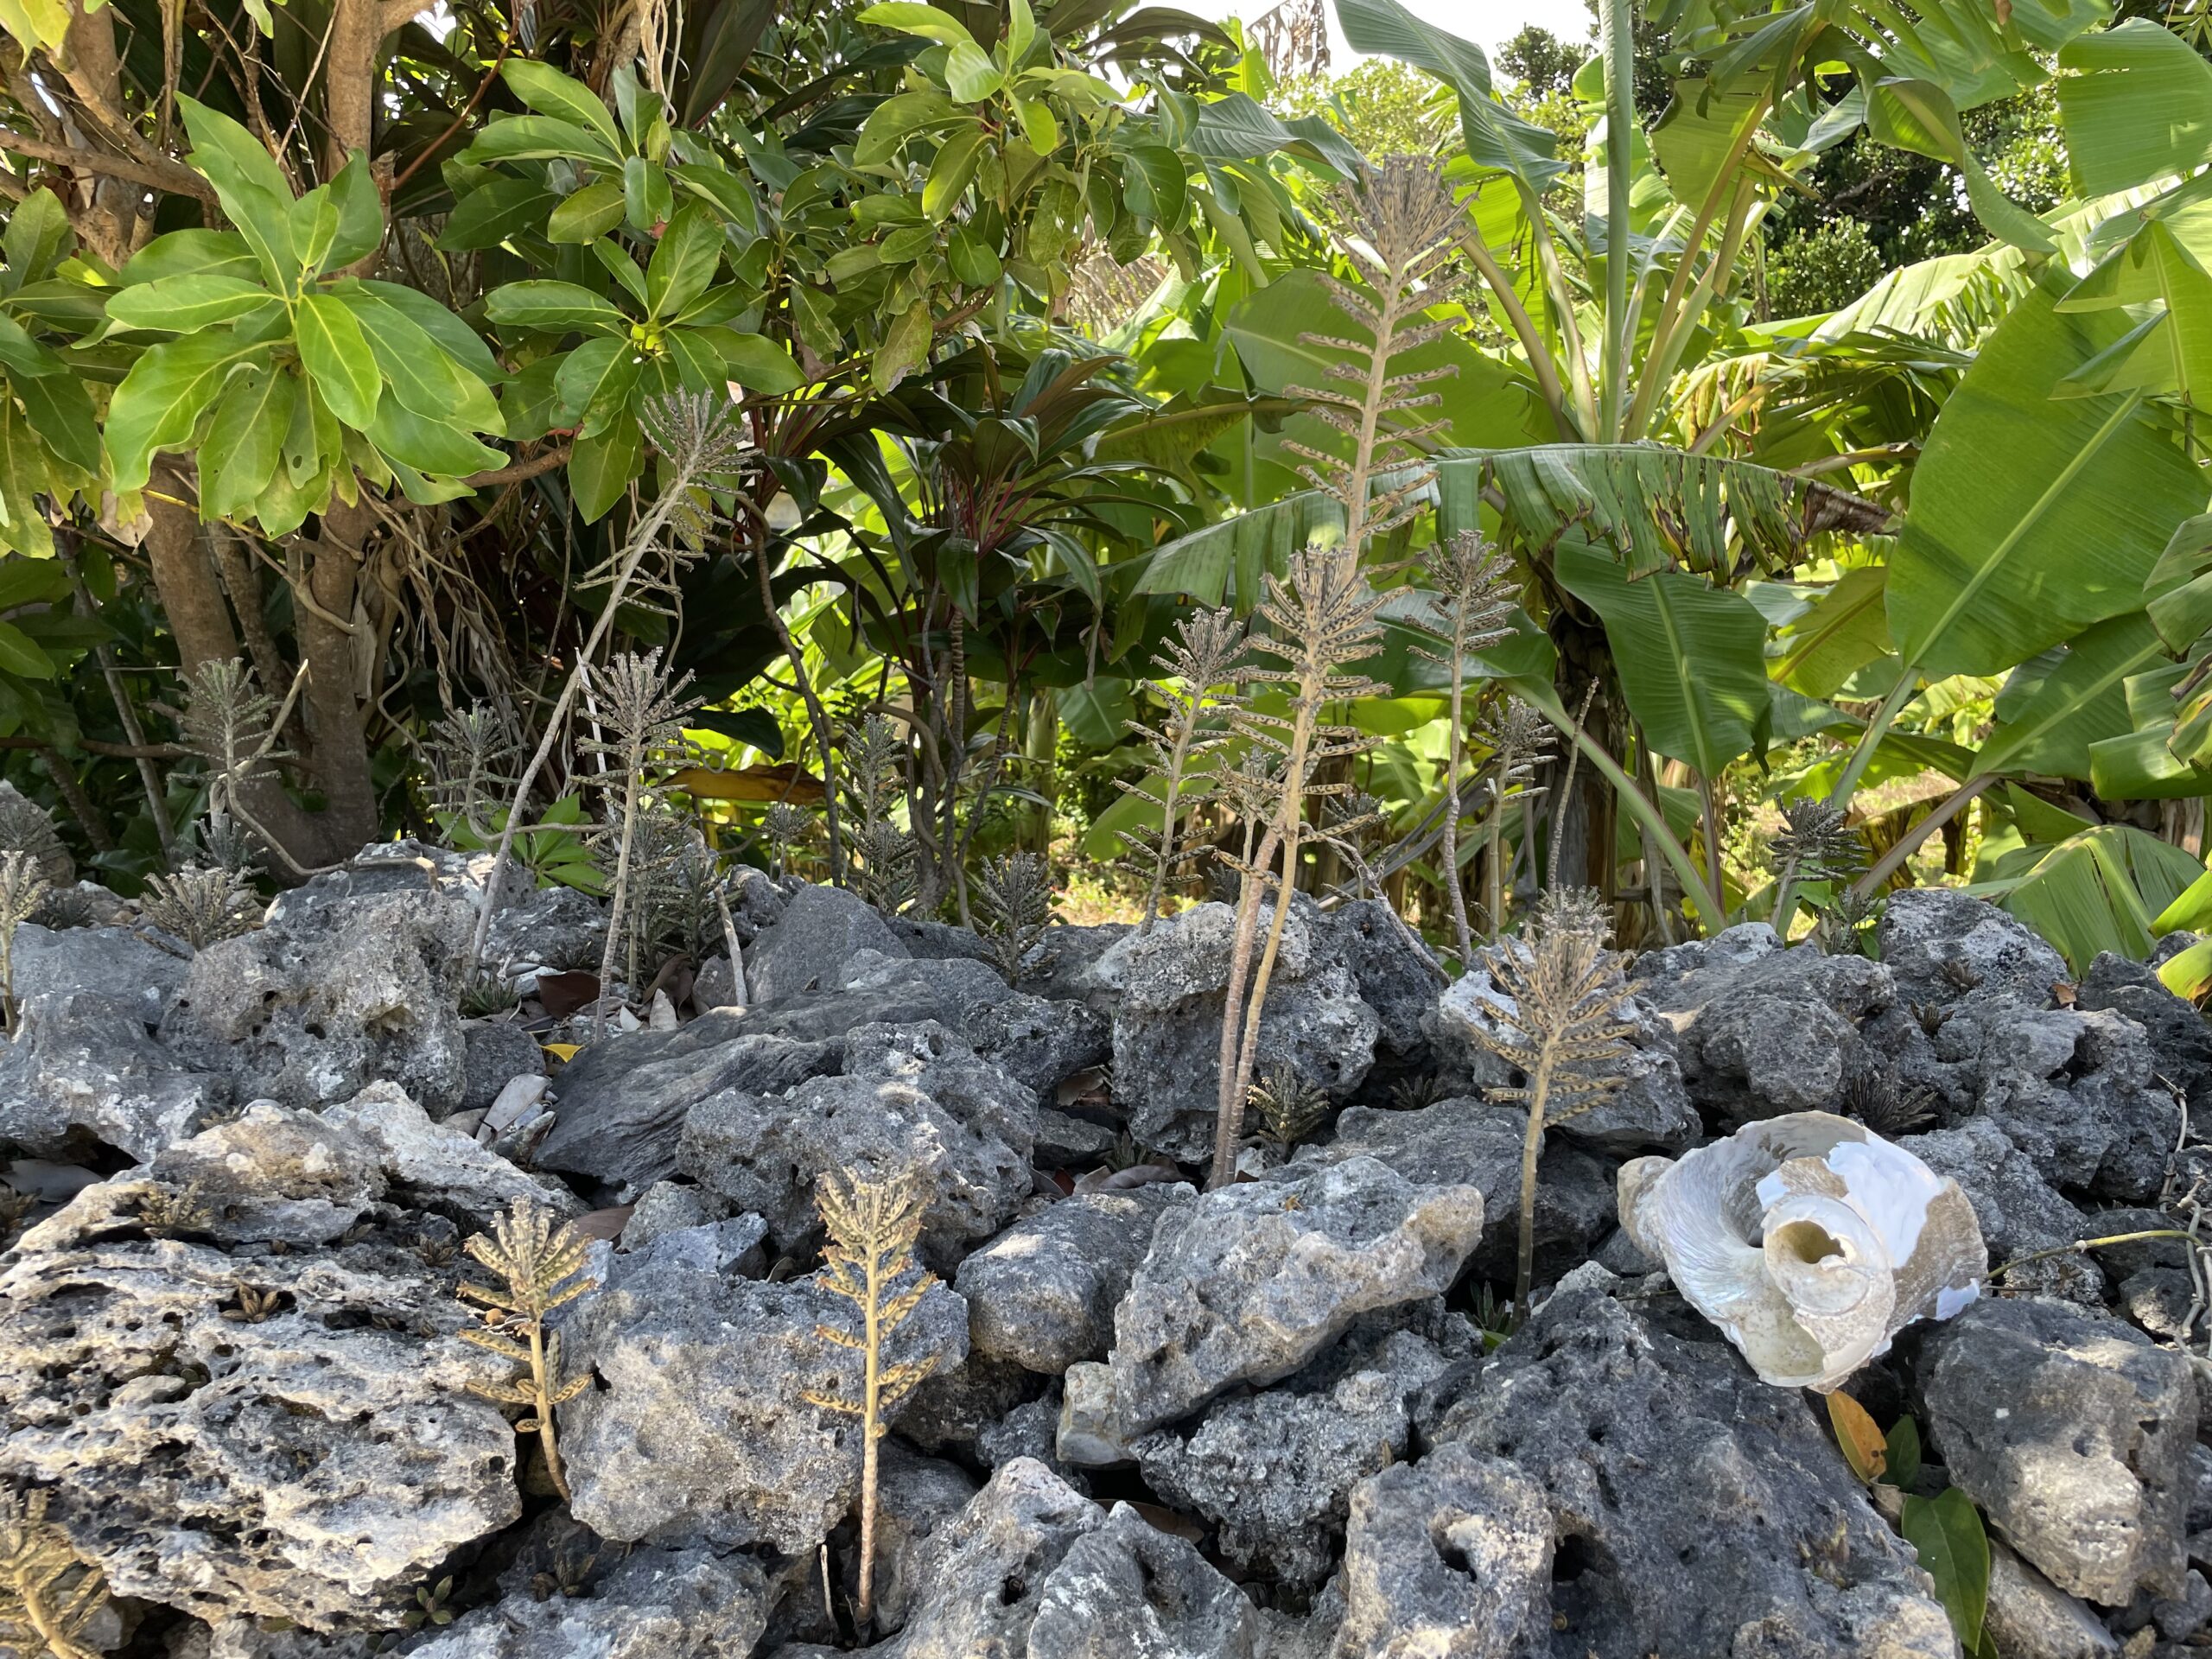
<box><xmin>2</xmin><ymin>845</ymin><xmax>2208</xmax><ymax>1658</ymax></box>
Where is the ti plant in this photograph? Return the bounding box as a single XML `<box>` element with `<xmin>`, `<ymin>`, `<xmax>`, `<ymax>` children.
<box><xmin>457</xmin><ymin>1199</ymin><xmax>598</xmax><ymax>1504</ymax></box>
<box><xmin>0</xmin><ymin>849</ymin><xmax>47</xmax><ymax>1036</ymax></box>
<box><xmin>1208</xmin><ymin>156</ymin><xmax>1463</xmax><ymax>1189</ymax></box>
<box><xmin>804</xmin><ymin>1168</ymin><xmax>943</xmax><ymax>1632</ymax></box>
<box><xmin>1768</xmin><ymin>798</ymin><xmax>1866</xmax><ymax>934</ymax></box>
<box><xmin>1247</xmin><ymin>1062</ymin><xmax>1330</xmax><ymax>1160</ymax></box>
<box><xmin>1465</xmin><ymin>888</ymin><xmax>1637</xmax><ymax>1319</ymax></box>
<box><xmin>975</xmin><ymin>851</ymin><xmax>1053</xmax><ymax>982</ymax></box>
<box><xmin>0</xmin><ymin>1488</ymin><xmax>107</xmax><ymax>1659</ymax></box>
<box><xmin>581</xmin><ymin>649</ymin><xmax>701</xmax><ymax>1037</ymax></box>
<box><xmin>1116</xmin><ymin>607</ymin><xmax>1248</xmax><ymax>933</ymax></box>
<box><xmin>1409</xmin><ymin>532</ymin><xmax>1520</xmax><ymax>964</ymax></box>
<box><xmin>140</xmin><ymin>867</ymin><xmax>261</xmax><ymax>950</ymax></box>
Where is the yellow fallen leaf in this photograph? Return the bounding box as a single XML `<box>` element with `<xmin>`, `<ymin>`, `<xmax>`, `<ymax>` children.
<box><xmin>1827</xmin><ymin>1389</ymin><xmax>1888</xmax><ymax>1484</ymax></box>
<box><xmin>541</xmin><ymin>1042</ymin><xmax>582</xmax><ymax>1064</ymax></box>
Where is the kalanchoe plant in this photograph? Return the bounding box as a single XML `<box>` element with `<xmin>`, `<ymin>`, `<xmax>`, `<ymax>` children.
<box><xmin>0</xmin><ymin>849</ymin><xmax>47</xmax><ymax>1035</ymax></box>
<box><xmin>0</xmin><ymin>1487</ymin><xmax>107</xmax><ymax>1659</ymax></box>
<box><xmin>1769</xmin><ymin>798</ymin><xmax>1867</xmax><ymax>932</ymax></box>
<box><xmin>457</xmin><ymin>1199</ymin><xmax>597</xmax><ymax>1505</ymax></box>
<box><xmin>1116</xmin><ymin>607</ymin><xmax>1247</xmax><ymax>933</ymax></box>
<box><xmin>975</xmin><ymin>849</ymin><xmax>1053</xmax><ymax>981</ymax></box>
<box><xmin>139</xmin><ymin>866</ymin><xmax>261</xmax><ymax>950</ymax></box>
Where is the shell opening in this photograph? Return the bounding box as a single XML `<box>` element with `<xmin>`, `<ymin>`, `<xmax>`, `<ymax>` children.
<box><xmin>1766</xmin><ymin>1217</ymin><xmax>1846</xmax><ymax>1267</ymax></box>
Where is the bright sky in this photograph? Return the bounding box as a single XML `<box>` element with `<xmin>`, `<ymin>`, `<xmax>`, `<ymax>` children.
<box><xmin>1176</xmin><ymin>0</ymin><xmax>1597</xmax><ymax>74</ymax></box>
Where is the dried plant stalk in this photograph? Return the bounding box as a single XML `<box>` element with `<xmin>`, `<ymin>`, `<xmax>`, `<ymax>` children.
<box><xmin>804</xmin><ymin>1169</ymin><xmax>942</xmax><ymax>1630</ymax></box>
<box><xmin>1409</xmin><ymin>531</ymin><xmax>1519</xmax><ymax>962</ymax></box>
<box><xmin>1465</xmin><ymin>889</ymin><xmax>1637</xmax><ymax>1316</ymax></box>
<box><xmin>457</xmin><ymin>1199</ymin><xmax>598</xmax><ymax>1503</ymax></box>
<box><xmin>0</xmin><ymin>1488</ymin><xmax>107</xmax><ymax>1659</ymax></box>
<box><xmin>1116</xmin><ymin>608</ymin><xmax>1247</xmax><ymax>932</ymax></box>
<box><xmin>1473</xmin><ymin>696</ymin><xmax>1554</xmax><ymax>938</ymax></box>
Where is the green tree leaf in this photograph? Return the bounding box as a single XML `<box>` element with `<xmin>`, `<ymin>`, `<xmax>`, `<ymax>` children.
<box><xmin>485</xmin><ymin>281</ymin><xmax>630</xmax><ymax>335</ymax></box>
<box><xmin>500</xmin><ymin>58</ymin><xmax>626</xmax><ymax>156</ymax></box>
<box><xmin>200</xmin><ymin>363</ymin><xmax>296</xmax><ymax>518</ymax></box>
<box><xmin>442</xmin><ymin>179</ymin><xmax>559</xmax><ymax>252</ymax></box>
<box><xmin>295</xmin><ymin>291</ymin><xmax>381</xmax><ymax>429</ymax></box>
<box><xmin>568</xmin><ymin>423</ymin><xmax>641</xmax><ymax>521</ymax></box>
<box><xmin>335</xmin><ymin>289</ymin><xmax>505</xmax><ymax>435</ymax></box>
<box><xmin>103</xmin><ymin>273</ymin><xmax>278</xmax><ymax>334</ymax></box>
<box><xmin>547</xmin><ymin>180</ymin><xmax>626</xmax><ymax>245</ymax></box>
<box><xmin>1899</xmin><ymin>1489</ymin><xmax>1990</xmax><ymax>1651</ymax></box>
<box><xmin>0</xmin><ymin>619</ymin><xmax>52</xmax><ymax>677</ymax></box>
<box><xmin>645</xmin><ymin>202</ymin><xmax>722</xmax><ymax>320</ymax></box>
<box><xmin>105</xmin><ymin>334</ymin><xmax>269</xmax><ymax>491</ymax></box>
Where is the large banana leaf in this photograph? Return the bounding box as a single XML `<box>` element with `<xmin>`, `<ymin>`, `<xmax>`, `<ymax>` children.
<box><xmin>1554</xmin><ymin>541</ymin><xmax>1772</xmax><ymax>775</ymax></box>
<box><xmin>1135</xmin><ymin>443</ymin><xmax>1883</xmax><ymax>603</ymax></box>
<box><xmin>2056</xmin><ymin>21</ymin><xmax>2212</xmax><ymax>197</ymax></box>
<box><xmin>1988</xmin><ymin>823</ymin><xmax>2205</xmax><ymax>972</ymax></box>
<box><xmin>1771</xmin><ymin>564</ymin><xmax>1892</xmax><ymax>697</ymax></box>
<box><xmin>1974</xmin><ymin>613</ymin><xmax>2170</xmax><ymax>779</ymax></box>
<box><xmin>1886</xmin><ymin>284</ymin><xmax>2205</xmax><ymax>678</ymax></box>
<box><xmin>1335</xmin><ymin>0</ymin><xmax>1565</xmax><ymax>194</ymax></box>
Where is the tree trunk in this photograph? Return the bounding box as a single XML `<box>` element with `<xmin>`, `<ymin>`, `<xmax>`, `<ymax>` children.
<box><xmin>297</xmin><ymin>499</ymin><xmax>381</xmax><ymax>849</ymax></box>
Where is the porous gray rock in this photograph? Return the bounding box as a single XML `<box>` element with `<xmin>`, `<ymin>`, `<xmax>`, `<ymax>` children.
<box><xmin>1632</xmin><ymin>930</ymin><xmax>1895</xmax><ymax>1128</ymax></box>
<box><xmin>1922</xmin><ymin>1296</ymin><xmax>2195</xmax><ymax>1605</ymax></box>
<box><xmin>533</xmin><ymin>1020</ymin><xmax>840</xmax><ymax>1192</ymax></box>
<box><xmin>1902</xmin><ymin>1118</ymin><xmax>2102</xmax><ymax>1302</ymax></box>
<box><xmin>806</xmin><ymin>1458</ymin><xmax>1102</xmax><ymax>1659</ymax></box>
<box><xmin>1984</xmin><ymin>1540</ymin><xmax>2120</xmax><ymax>1659</ymax></box>
<box><xmin>678</xmin><ymin>1020</ymin><xmax>1036</xmax><ymax>1265</ymax></box>
<box><xmin>0</xmin><ymin>988</ymin><xmax>228</xmax><ymax>1160</ymax></box>
<box><xmin>747</xmin><ymin>882</ymin><xmax>907</xmax><ymax>1004</ymax></box>
<box><xmin>1324</xmin><ymin>899</ymin><xmax>1445</xmax><ymax>1081</ymax></box>
<box><xmin>1027</xmin><ymin>1502</ymin><xmax>1260</xmax><ymax>1659</ymax></box>
<box><xmin>405</xmin><ymin>1541</ymin><xmax>772</xmax><ymax>1659</ymax></box>
<box><xmin>2078</xmin><ymin>952</ymin><xmax>2212</xmax><ymax>1103</ymax></box>
<box><xmin>895</xmin><ymin>1352</ymin><xmax>1047</xmax><ymax>1460</ymax></box>
<box><xmin>459</xmin><ymin>1018</ymin><xmax>543</xmax><ymax>1116</ymax></box>
<box><xmin>1929</xmin><ymin>994</ymin><xmax>2182</xmax><ymax>1202</ymax></box>
<box><xmin>1878</xmin><ymin>888</ymin><xmax>2069</xmax><ymax>1008</ymax></box>
<box><xmin>1440</xmin><ymin>958</ymin><xmax>1697</xmax><ymax>1154</ymax></box>
<box><xmin>1057</xmin><ymin>1361</ymin><xmax>1127</xmax><ymax>1467</ymax></box>
<box><xmin>865</xmin><ymin>1444</ymin><xmax>980</xmax><ymax>1632</ymax></box>
<box><xmin>10</xmin><ymin>922</ymin><xmax>186</xmax><ymax>1024</ymax></box>
<box><xmin>955</xmin><ymin>1188</ymin><xmax>1189</xmax><ymax>1373</ymax></box>
<box><xmin>1434</xmin><ymin>1274</ymin><xmax>1955</xmax><ymax>1657</ymax></box>
<box><xmin>1109</xmin><ymin>1155</ymin><xmax>1484</xmax><ymax>1435</ymax></box>
<box><xmin>0</xmin><ymin>1097</ymin><xmax>547</xmax><ymax>1629</ymax></box>
<box><xmin>1287</xmin><ymin>1099</ymin><xmax>1615</xmax><ymax>1287</ymax></box>
<box><xmin>1132</xmin><ymin>1330</ymin><xmax>1455</xmax><ymax>1590</ymax></box>
<box><xmin>1014</xmin><ymin>923</ymin><xmax>1130</xmax><ymax>1009</ymax></box>
<box><xmin>561</xmin><ymin>1241</ymin><xmax>966</xmax><ymax>1551</ymax></box>
<box><xmin>160</xmin><ymin>888</ymin><xmax>474</xmax><ymax>1114</ymax></box>
<box><xmin>1331</xmin><ymin>1443</ymin><xmax>1552</xmax><ymax>1659</ymax></box>
<box><xmin>1099</xmin><ymin>900</ymin><xmax>1379</xmax><ymax>1162</ymax></box>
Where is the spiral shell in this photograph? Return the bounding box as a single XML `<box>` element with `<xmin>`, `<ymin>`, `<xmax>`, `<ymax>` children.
<box><xmin>1618</xmin><ymin>1112</ymin><xmax>1986</xmax><ymax>1392</ymax></box>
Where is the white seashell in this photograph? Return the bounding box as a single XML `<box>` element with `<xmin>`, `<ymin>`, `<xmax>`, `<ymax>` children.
<box><xmin>1617</xmin><ymin>1111</ymin><xmax>1986</xmax><ymax>1392</ymax></box>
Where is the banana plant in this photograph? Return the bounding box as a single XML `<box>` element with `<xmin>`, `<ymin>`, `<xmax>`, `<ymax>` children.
<box><xmin>99</xmin><ymin>99</ymin><xmax>508</xmax><ymax>536</ymax></box>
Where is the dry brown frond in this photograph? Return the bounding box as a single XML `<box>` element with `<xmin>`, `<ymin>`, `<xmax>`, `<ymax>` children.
<box><xmin>804</xmin><ymin>1167</ymin><xmax>942</xmax><ymax>1630</ymax></box>
<box><xmin>458</xmin><ymin>1198</ymin><xmax>597</xmax><ymax>1503</ymax></box>
<box><xmin>0</xmin><ymin>1488</ymin><xmax>106</xmax><ymax>1659</ymax></box>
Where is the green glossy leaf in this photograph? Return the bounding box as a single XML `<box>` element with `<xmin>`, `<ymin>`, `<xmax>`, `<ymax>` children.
<box><xmin>485</xmin><ymin>281</ymin><xmax>629</xmax><ymax>335</ymax></box>
<box><xmin>1885</xmin><ymin>1416</ymin><xmax>1923</xmax><ymax>1489</ymax></box>
<box><xmin>105</xmin><ymin>333</ymin><xmax>268</xmax><ymax>491</ymax></box>
<box><xmin>0</xmin><ymin>315</ymin><xmax>57</xmax><ymax>378</ymax></box>
<box><xmin>645</xmin><ymin>202</ymin><xmax>722</xmax><ymax>319</ymax></box>
<box><xmin>14</xmin><ymin>372</ymin><xmax>100</xmax><ymax>477</ymax></box>
<box><xmin>1900</xmin><ymin>1491</ymin><xmax>1990</xmax><ymax>1652</ymax></box>
<box><xmin>178</xmin><ymin>97</ymin><xmax>296</xmax><ymax>287</ymax></box>
<box><xmin>855</xmin><ymin>89</ymin><xmax>966</xmax><ymax>168</ymax></box>
<box><xmin>469</xmin><ymin>115</ymin><xmax>621</xmax><ymax>166</ymax></box>
<box><xmin>103</xmin><ymin>273</ymin><xmax>276</xmax><ymax>334</ymax></box>
<box><xmin>365</xmin><ymin>397</ymin><xmax>505</xmax><ymax>477</ymax></box>
<box><xmin>296</xmin><ymin>292</ymin><xmax>380</xmax><ymax>429</ymax></box>
<box><xmin>625</xmin><ymin>156</ymin><xmax>674</xmax><ymax>232</ymax></box>
<box><xmin>0</xmin><ymin>619</ymin><xmax>51</xmax><ymax>678</ymax></box>
<box><xmin>335</xmin><ymin>289</ymin><xmax>503</xmax><ymax>434</ymax></box>
<box><xmin>1337</xmin><ymin>0</ymin><xmax>1561</xmax><ymax>189</ymax></box>
<box><xmin>289</xmin><ymin>187</ymin><xmax>340</xmax><ymax>276</ymax></box>
<box><xmin>1122</xmin><ymin>144</ymin><xmax>1188</xmax><ymax>227</ymax></box>
<box><xmin>945</xmin><ymin>40</ymin><xmax>1004</xmax><ymax>101</ymax></box>
<box><xmin>1999</xmin><ymin>823</ymin><xmax>2206</xmax><ymax>971</ymax></box>
<box><xmin>200</xmin><ymin>363</ymin><xmax>296</xmax><ymax>518</ymax></box>
<box><xmin>500</xmin><ymin>58</ymin><xmax>626</xmax><ymax>156</ymax></box>
<box><xmin>1058</xmin><ymin>675</ymin><xmax>1135</xmax><ymax>747</ymax></box>
<box><xmin>352</xmin><ymin>280</ymin><xmax>504</xmax><ymax>382</ymax></box>
<box><xmin>697</xmin><ymin>327</ymin><xmax>804</xmax><ymax>392</ymax></box>
<box><xmin>1976</xmin><ymin>613</ymin><xmax>2168</xmax><ymax>780</ymax></box>
<box><xmin>442</xmin><ymin>178</ymin><xmax>561</xmax><ymax>251</ymax></box>
<box><xmin>556</xmin><ymin>337</ymin><xmax>644</xmax><ymax>435</ymax></box>
<box><xmin>327</xmin><ymin>150</ymin><xmax>385</xmax><ymax>270</ymax></box>
<box><xmin>1866</xmin><ymin>77</ymin><xmax>2055</xmax><ymax>253</ymax></box>
<box><xmin>856</xmin><ymin>2</ymin><xmax>979</xmax><ymax>48</ymax></box>
<box><xmin>1</xmin><ymin>188</ymin><xmax>71</xmax><ymax>285</ymax></box>
<box><xmin>568</xmin><ymin>422</ymin><xmax>642</xmax><ymax>521</ymax></box>
<box><xmin>119</xmin><ymin>229</ymin><xmax>259</xmax><ymax>286</ymax></box>
<box><xmin>924</xmin><ymin>127</ymin><xmax>986</xmax><ymax>219</ymax></box>
<box><xmin>547</xmin><ymin>179</ymin><xmax>626</xmax><ymax>245</ymax></box>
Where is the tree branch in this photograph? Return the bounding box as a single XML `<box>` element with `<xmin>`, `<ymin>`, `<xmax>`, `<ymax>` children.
<box><xmin>0</xmin><ymin>127</ymin><xmax>213</xmax><ymax>200</ymax></box>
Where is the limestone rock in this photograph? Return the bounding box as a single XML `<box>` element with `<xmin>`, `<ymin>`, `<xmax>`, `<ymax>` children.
<box><xmin>0</xmin><ymin>988</ymin><xmax>228</xmax><ymax>1160</ymax></box>
<box><xmin>678</xmin><ymin>1020</ymin><xmax>1036</xmax><ymax>1266</ymax></box>
<box><xmin>1109</xmin><ymin>1155</ymin><xmax>1484</xmax><ymax>1435</ymax></box>
<box><xmin>562</xmin><ymin>1243</ymin><xmax>966</xmax><ymax>1551</ymax></box>
<box><xmin>956</xmin><ymin>1189</ymin><xmax>1189</xmax><ymax>1373</ymax></box>
<box><xmin>1331</xmin><ymin>1444</ymin><xmax>1552</xmax><ymax>1659</ymax></box>
<box><xmin>1878</xmin><ymin>889</ymin><xmax>2069</xmax><ymax>1009</ymax></box>
<box><xmin>1434</xmin><ymin>1274</ymin><xmax>1954</xmax><ymax>1656</ymax></box>
<box><xmin>1027</xmin><ymin>1502</ymin><xmax>1261</xmax><ymax>1659</ymax></box>
<box><xmin>160</xmin><ymin>889</ymin><xmax>474</xmax><ymax>1114</ymax></box>
<box><xmin>11</xmin><ymin>922</ymin><xmax>187</xmax><ymax>1025</ymax></box>
<box><xmin>405</xmin><ymin>1541</ymin><xmax>772</xmax><ymax>1659</ymax></box>
<box><xmin>1922</xmin><ymin>1296</ymin><xmax>2195</xmax><ymax>1605</ymax></box>
<box><xmin>747</xmin><ymin>883</ymin><xmax>906</xmax><ymax>1005</ymax></box>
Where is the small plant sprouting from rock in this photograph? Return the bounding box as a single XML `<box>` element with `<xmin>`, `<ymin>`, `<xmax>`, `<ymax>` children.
<box><xmin>0</xmin><ymin>1186</ymin><xmax>31</xmax><ymax>1247</ymax></box>
<box><xmin>582</xmin><ymin>648</ymin><xmax>702</xmax><ymax>1038</ymax></box>
<box><xmin>0</xmin><ymin>1487</ymin><xmax>108</xmax><ymax>1659</ymax></box>
<box><xmin>220</xmin><ymin>1283</ymin><xmax>284</xmax><ymax>1324</ymax></box>
<box><xmin>457</xmin><ymin>1199</ymin><xmax>597</xmax><ymax>1504</ymax></box>
<box><xmin>975</xmin><ymin>850</ymin><xmax>1053</xmax><ymax>982</ymax></box>
<box><xmin>179</xmin><ymin>658</ymin><xmax>303</xmax><ymax>876</ymax></box>
<box><xmin>1816</xmin><ymin>886</ymin><xmax>1883</xmax><ymax>957</ymax></box>
<box><xmin>139</xmin><ymin>866</ymin><xmax>261</xmax><ymax>950</ymax></box>
<box><xmin>1388</xmin><ymin>1072</ymin><xmax>1448</xmax><ymax>1111</ymax></box>
<box><xmin>1466</xmin><ymin>891</ymin><xmax>1637</xmax><ymax>1318</ymax></box>
<box><xmin>400</xmin><ymin>1574</ymin><xmax>456</xmax><ymax>1630</ymax></box>
<box><xmin>1840</xmin><ymin>1065</ymin><xmax>1937</xmax><ymax>1138</ymax></box>
<box><xmin>804</xmin><ymin>1168</ymin><xmax>943</xmax><ymax>1632</ymax></box>
<box><xmin>0</xmin><ymin>849</ymin><xmax>48</xmax><ymax>1037</ymax></box>
<box><xmin>1247</xmin><ymin>1062</ymin><xmax>1330</xmax><ymax>1159</ymax></box>
<box><xmin>1409</xmin><ymin>531</ymin><xmax>1519</xmax><ymax>963</ymax></box>
<box><xmin>1769</xmin><ymin>798</ymin><xmax>1865</xmax><ymax>932</ymax></box>
<box><xmin>1116</xmin><ymin>607</ymin><xmax>1247</xmax><ymax>932</ymax></box>
<box><xmin>762</xmin><ymin>802</ymin><xmax>813</xmax><ymax>880</ymax></box>
<box><xmin>130</xmin><ymin>1184</ymin><xmax>212</xmax><ymax>1239</ymax></box>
